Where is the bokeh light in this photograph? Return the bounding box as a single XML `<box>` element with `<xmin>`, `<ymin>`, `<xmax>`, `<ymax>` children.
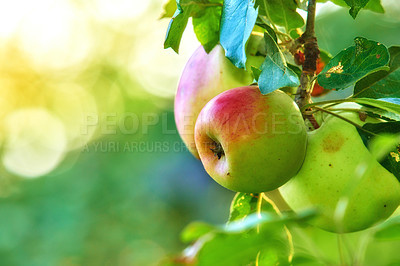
<box><xmin>86</xmin><ymin>0</ymin><xmax>151</xmax><ymax>21</ymax></box>
<box><xmin>129</xmin><ymin>18</ymin><xmax>199</xmax><ymax>98</ymax></box>
<box><xmin>2</xmin><ymin>108</ymin><xmax>67</xmax><ymax>178</ymax></box>
<box><xmin>17</xmin><ymin>0</ymin><xmax>94</xmax><ymax>71</ymax></box>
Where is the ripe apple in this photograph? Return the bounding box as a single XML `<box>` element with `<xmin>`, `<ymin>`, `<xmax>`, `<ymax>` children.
<box><xmin>175</xmin><ymin>40</ymin><xmax>264</xmax><ymax>158</ymax></box>
<box><xmin>280</xmin><ymin>109</ymin><xmax>400</xmax><ymax>233</ymax></box>
<box><xmin>194</xmin><ymin>86</ymin><xmax>307</xmax><ymax>193</ymax></box>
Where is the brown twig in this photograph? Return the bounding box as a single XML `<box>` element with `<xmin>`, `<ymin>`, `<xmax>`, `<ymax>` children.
<box><xmin>295</xmin><ymin>0</ymin><xmax>320</xmax><ymax>129</ymax></box>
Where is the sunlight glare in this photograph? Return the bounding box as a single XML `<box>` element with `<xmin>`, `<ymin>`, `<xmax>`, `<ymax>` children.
<box><xmin>48</xmin><ymin>84</ymin><xmax>98</xmax><ymax>150</ymax></box>
<box><xmin>90</xmin><ymin>0</ymin><xmax>151</xmax><ymax>21</ymax></box>
<box><xmin>17</xmin><ymin>0</ymin><xmax>93</xmax><ymax>70</ymax></box>
<box><xmin>2</xmin><ymin>108</ymin><xmax>67</xmax><ymax>178</ymax></box>
<box><xmin>129</xmin><ymin>19</ymin><xmax>199</xmax><ymax>98</ymax></box>
<box><xmin>0</xmin><ymin>0</ymin><xmax>34</xmax><ymax>38</ymax></box>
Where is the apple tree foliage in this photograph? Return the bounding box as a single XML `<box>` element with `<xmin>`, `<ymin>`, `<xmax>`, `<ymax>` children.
<box><xmin>162</xmin><ymin>0</ymin><xmax>400</xmax><ymax>264</ymax></box>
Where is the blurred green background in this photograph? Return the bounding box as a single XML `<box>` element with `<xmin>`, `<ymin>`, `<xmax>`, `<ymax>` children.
<box><xmin>0</xmin><ymin>0</ymin><xmax>399</xmax><ymax>265</ymax></box>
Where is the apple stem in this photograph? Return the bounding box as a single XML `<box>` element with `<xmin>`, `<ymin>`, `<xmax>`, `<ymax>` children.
<box><xmin>209</xmin><ymin>141</ymin><xmax>224</xmax><ymax>159</ymax></box>
<box><xmin>295</xmin><ymin>0</ymin><xmax>320</xmax><ymax>129</ymax></box>
<box><xmin>307</xmin><ymin>115</ymin><xmax>320</xmax><ymax>130</ymax></box>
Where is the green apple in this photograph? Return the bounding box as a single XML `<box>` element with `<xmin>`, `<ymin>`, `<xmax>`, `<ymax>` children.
<box><xmin>280</xmin><ymin>109</ymin><xmax>400</xmax><ymax>233</ymax></box>
<box><xmin>175</xmin><ymin>39</ymin><xmax>264</xmax><ymax>158</ymax></box>
<box><xmin>194</xmin><ymin>86</ymin><xmax>307</xmax><ymax>193</ymax></box>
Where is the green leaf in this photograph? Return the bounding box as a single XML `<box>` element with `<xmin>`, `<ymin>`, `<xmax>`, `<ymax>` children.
<box><xmin>220</xmin><ymin>0</ymin><xmax>258</xmax><ymax>68</ymax></box>
<box><xmin>164</xmin><ymin>5</ymin><xmax>194</xmax><ymax>53</ymax></box>
<box><xmin>364</xmin><ymin>0</ymin><xmax>385</xmax><ymax>13</ymax></box>
<box><xmin>291</xmin><ymin>254</ymin><xmax>323</xmax><ymax>265</ymax></box>
<box><xmin>251</xmin><ymin>66</ymin><xmax>262</xmax><ymax>81</ymax></box>
<box><xmin>196</xmin><ymin>229</ymin><xmax>285</xmax><ymax>266</ymax></box>
<box><xmin>368</xmin><ymin>133</ymin><xmax>400</xmax><ymax>161</ymax></box>
<box><xmin>374</xmin><ymin>215</ymin><xmax>400</xmax><ymax>241</ymax></box>
<box><xmin>255</xmin><ymin>20</ymin><xmax>277</xmax><ymax>43</ymax></box>
<box><xmin>256</xmin><ymin>249</ymin><xmax>280</xmax><ymax>266</ymax></box>
<box><xmin>160</xmin><ymin>0</ymin><xmax>177</xmax><ymax>18</ymax></box>
<box><xmin>225</xmin><ymin>213</ymin><xmax>279</xmax><ymax>233</ymax></box>
<box><xmin>177</xmin><ymin>210</ymin><xmax>316</xmax><ymax>265</ymax></box>
<box><xmin>181</xmin><ymin>222</ymin><xmax>216</xmax><ymax>243</ymax></box>
<box><xmin>197</xmin><ymin>213</ymin><xmax>288</xmax><ymax>266</ymax></box>
<box><xmin>351</xmin><ymin>98</ymin><xmax>400</xmax><ymax>116</ymax></box>
<box><xmin>354</xmin><ymin>70</ymin><xmax>400</xmax><ymax>99</ymax></box>
<box><xmin>196</xmin><ymin>211</ymin><xmax>315</xmax><ymax>265</ymax></box>
<box><xmin>227</xmin><ymin>210</ymin><xmax>317</xmax><ymax>234</ymax></box>
<box><xmin>357</xmin><ymin>122</ymin><xmax>400</xmax><ymax>181</ymax></box>
<box><xmin>192</xmin><ymin>0</ymin><xmax>223</xmax><ymax>52</ymax></box>
<box><xmin>287</xmin><ymin>63</ymin><xmax>302</xmax><ymax>79</ymax></box>
<box><xmin>354</xmin><ymin>46</ymin><xmax>400</xmax><ymax>99</ymax></box>
<box><xmin>377</xmin><ymin>145</ymin><xmax>400</xmax><ymax>182</ymax></box>
<box><xmin>362</xmin><ymin>98</ymin><xmax>400</xmax><ymax>121</ymax></box>
<box><xmin>320</xmin><ymin>49</ymin><xmax>333</xmax><ymax>65</ymax></box>
<box><xmin>380</xmin><ymin>98</ymin><xmax>400</xmax><ymax>106</ymax></box>
<box><xmin>361</xmin><ymin>106</ymin><xmax>400</xmax><ymax>121</ymax></box>
<box><xmin>256</xmin><ymin>0</ymin><xmax>304</xmax><ymax>32</ymax></box>
<box><xmin>326</xmin><ymin>0</ymin><xmax>384</xmax><ymax>17</ymax></box>
<box><xmin>164</xmin><ymin>0</ymin><xmax>223</xmax><ymax>53</ymax></box>
<box><xmin>317</xmin><ymin>37</ymin><xmax>390</xmax><ymax>90</ymax></box>
<box><xmin>358</xmin><ymin>97</ymin><xmax>400</xmax><ymax>122</ymax></box>
<box><xmin>345</xmin><ymin>0</ymin><xmax>371</xmax><ymax>18</ymax></box>
<box><xmin>228</xmin><ymin>211</ymin><xmax>312</xmax><ymax>234</ymax></box>
<box><xmin>258</xmin><ymin>32</ymin><xmax>300</xmax><ymax>94</ymax></box>
<box><xmin>228</xmin><ymin>193</ymin><xmax>260</xmax><ymax>222</ymax></box>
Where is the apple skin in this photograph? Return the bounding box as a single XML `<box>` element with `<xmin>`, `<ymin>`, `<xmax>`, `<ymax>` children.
<box><xmin>175</xmin><ymin>43</ymin><xmax>264</xmax><ymax>158</ymax></box>
<box><xmin>280</xmin><ymin>110</ymin><xmax>400</xmax><ymax>233</ymax></box>
<box><xmin>194</xmin><ymin>86</ymin><xmax>307</xmax><ymax>193</ymax></box>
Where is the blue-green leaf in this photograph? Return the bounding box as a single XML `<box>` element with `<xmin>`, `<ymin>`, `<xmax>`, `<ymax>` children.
<box><xmin>220</xmin><ymin>0</ymin><xmax>258</xmax><ymax>68</ymax></box>
<box><xmin>257</xmin><ymin>32</ymin><xmax>300</xmax><ymax>94</ymax></box>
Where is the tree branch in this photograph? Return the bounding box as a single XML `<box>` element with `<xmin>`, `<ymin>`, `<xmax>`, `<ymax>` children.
<box><xmin>295</xmin><ymin>0</ymin><xmax>320</xmax><ymax>129</ymax></box>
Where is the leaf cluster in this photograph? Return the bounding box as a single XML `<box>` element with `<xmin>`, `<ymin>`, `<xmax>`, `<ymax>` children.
<box><xmin>164</xmin><ymin>193</ymin><xmax>317</xmax><ymax>265</ymax></box>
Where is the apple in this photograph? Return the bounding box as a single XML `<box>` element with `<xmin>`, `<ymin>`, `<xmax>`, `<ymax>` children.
<box><xmin>194</xmin><ymin>86</ymin><xmax>307</xmax><ymax>193</ymax></box>
<box><xmin>175</xmin><ymin>39</ymin><xmax>264</xmax><ymax>158</ymax></box>
<box><xmin>280</xmin><ymin>108</ymin><xmax>400</xmax><ymax>233</ymax></box>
